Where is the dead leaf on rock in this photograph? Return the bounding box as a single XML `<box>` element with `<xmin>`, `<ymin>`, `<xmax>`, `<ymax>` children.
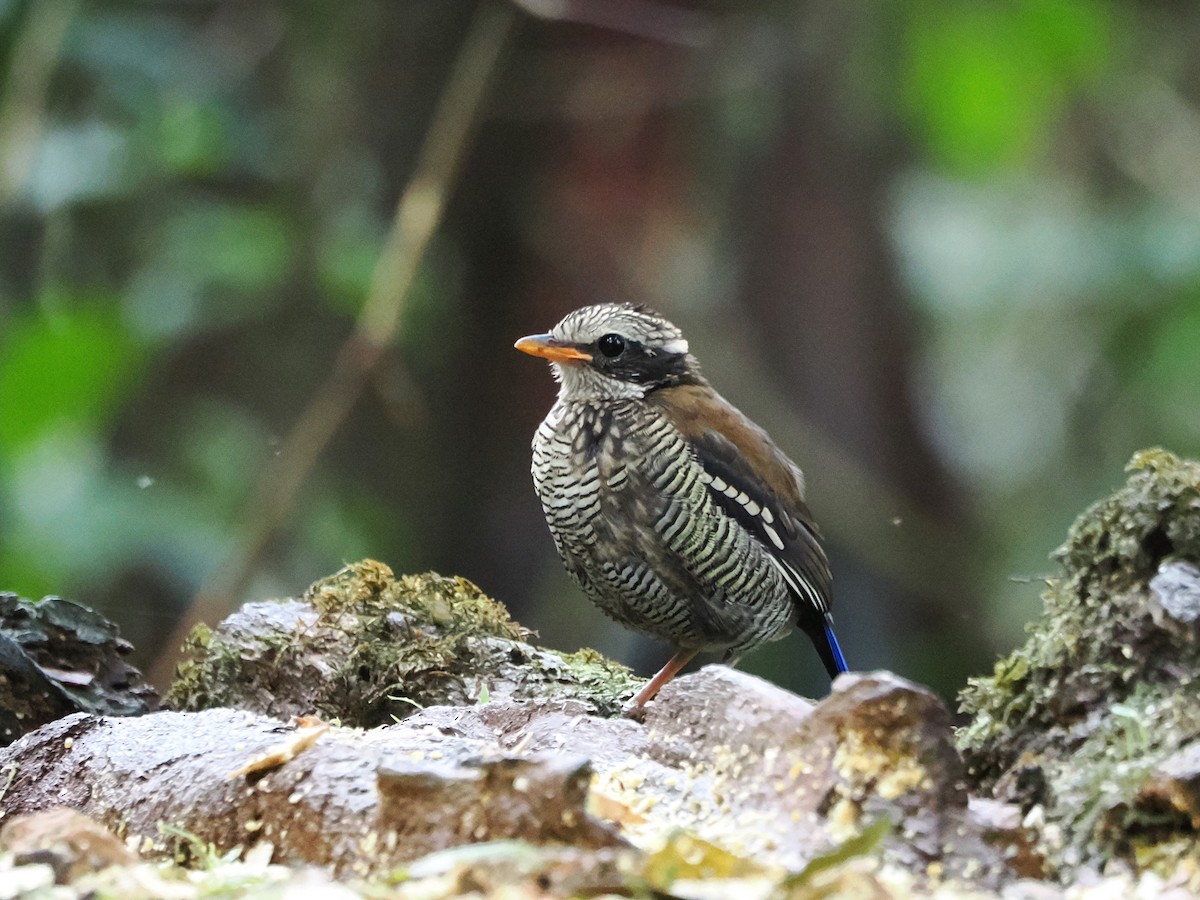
<box><xmin>228</xmin><ymin>716</ymin><xmax>330</xmax><ymax>779</ymax></box>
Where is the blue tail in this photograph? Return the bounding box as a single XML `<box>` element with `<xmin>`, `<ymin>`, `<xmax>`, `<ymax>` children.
<box><xmin>803</xmin><ymin>614</ymin><xmax>849</xmax><ymax>679</ymax></box>
<box><xmin>825</xmin><ymin>621</ymin><xmax>849</xmax><ymax>675</ymax></box>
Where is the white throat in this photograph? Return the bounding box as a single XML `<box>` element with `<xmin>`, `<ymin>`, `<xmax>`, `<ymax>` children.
<box><xmin>555</xmin><ymin>362</ymin><xmax>646</xmax><ymax>401</ymax></box>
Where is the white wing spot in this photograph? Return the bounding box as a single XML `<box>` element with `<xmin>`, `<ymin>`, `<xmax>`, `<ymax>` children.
<box><xmin>767</xmin><ymin>554</ymin><xmax>825</xmax><ymax>612</ymax></box>
<box><xmin>763</xmin><ymin>522</ymin><xmax>785</xmax><ymax>551</ymax></box>
<box><xmin>710</xmin><ymin>476</ymin><xmax>727</xmax><ymax>492</ymax></box>
<box><xmin>744</xmin><ymin>500</ymin><xmax>760</xmax><ymax>516</ymax></box>
<box><xmin>761</xmin><ymin>507</ymin><xmax>774</xmax><ymax>524</ymax></box>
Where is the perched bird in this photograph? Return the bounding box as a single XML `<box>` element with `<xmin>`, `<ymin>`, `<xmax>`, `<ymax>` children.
<box><xmin>515</xmin><ymin>303</ymin><xmax>848</xmax><ymax>710</ymax></box>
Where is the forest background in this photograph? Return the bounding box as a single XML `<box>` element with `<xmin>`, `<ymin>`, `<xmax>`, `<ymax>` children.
<box><xmin>0</xmin><ymin>0</ymin><xmax>1197</xmax><ymax>699</ymax></box>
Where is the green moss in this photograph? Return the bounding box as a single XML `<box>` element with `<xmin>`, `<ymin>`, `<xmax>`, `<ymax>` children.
<box><xmin>300</xmin><ymin>562</ymin><xmax>535</xmax><ymax>721</ymax></box>
<box><xmin>1046</xmin><ymin>680</ymin><xmax>1200</xmax><ymax>872</ymax></box>
<box><xmin>305</xmin><ymin>563</ymin><xmax>528</xmax><ymax>643</ymax></box>
<box><xmin>1056</xmin><ymin>448</ymin><xmax>1200</xmax><ymax>592</ymax></box>
<box><xmin>168</xmin><ymin>624</ymin><xmax>220</xmax><ymax>708</ymax></box>
<box><xmin>167</xmin><ymin>610</ymin><xmax>311</xmax><ymax>714</ymax></box>
<box><xmin>959</xmin><ymin>450</ymin><xmax>1200</xmax><ymax>770</ymax></box>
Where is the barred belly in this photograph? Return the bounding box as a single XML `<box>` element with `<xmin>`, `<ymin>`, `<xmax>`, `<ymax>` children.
<box><xmin>531</xmin><ymin>399</ymin><xmax>796</xmax><ymax>655</ymax></box>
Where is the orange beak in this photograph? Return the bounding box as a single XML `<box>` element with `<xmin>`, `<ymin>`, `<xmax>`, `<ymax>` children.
<box><xmin>514</xmin><ymin>333</ymin><xmax>593</xmax><ymax>363</ymax></box>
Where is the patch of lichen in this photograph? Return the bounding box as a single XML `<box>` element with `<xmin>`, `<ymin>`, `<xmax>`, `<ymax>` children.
<box><xmin>955</xmin><ymin>449</ymin><xmax>1200</xmax><ymax>878</ymax></box>
<box><xmin>557</xmin><ymin>646</ymin><xmax>631</xmax><ymax>685</ymax></box>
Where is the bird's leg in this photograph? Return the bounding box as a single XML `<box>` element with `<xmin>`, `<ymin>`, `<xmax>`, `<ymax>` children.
<box><xmin>624</xmin><ymin>648</ymin><xmax>698</xmax><ymax>715</ymax></box>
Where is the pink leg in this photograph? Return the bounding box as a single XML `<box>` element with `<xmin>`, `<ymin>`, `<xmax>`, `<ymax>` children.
<box><xmin>627</xmin><ymin>648</ymin><xmax>699</xmax><ymax>711</ymax></box>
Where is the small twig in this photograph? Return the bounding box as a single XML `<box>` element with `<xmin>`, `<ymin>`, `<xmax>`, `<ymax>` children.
<box><xmin>150</xmin><ymin>2</ymin><xmax>518</xmax><ymax>689</ymax></box>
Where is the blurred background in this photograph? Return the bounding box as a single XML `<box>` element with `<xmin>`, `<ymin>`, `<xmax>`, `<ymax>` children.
<box><xmin>1</xmin><ymin>0</ymin><xmax>1197</xmax><ymax>700</ymax></box>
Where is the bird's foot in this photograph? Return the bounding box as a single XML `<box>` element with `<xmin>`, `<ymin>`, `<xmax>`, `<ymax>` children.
<box><xmin>620</xmin><ymin>698</ymin><xmax>649</xmax><ymax>721</ymax></box>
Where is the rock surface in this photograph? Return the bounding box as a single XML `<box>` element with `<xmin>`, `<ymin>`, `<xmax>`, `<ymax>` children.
<box><xmin>0</xmin><ymin>706</ymin><xmax>621</xmax><ymax>878</ymax></box>
<box><xmin>0</xmin><ymin>666</ymin><xmax>1007</xmax><ymax>886</ymax></box>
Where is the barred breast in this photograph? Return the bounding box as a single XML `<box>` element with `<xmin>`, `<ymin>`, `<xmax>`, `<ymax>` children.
<box><xmin>531</xmin><ymin>398</ymin><xmax>796</xmax><ymax>655</ymax></box>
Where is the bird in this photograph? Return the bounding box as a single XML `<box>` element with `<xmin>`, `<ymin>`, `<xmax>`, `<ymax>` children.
<box><xmin>515</xmin><ymin>303</ymin><xmax>849</xmax><ymax>710</ymax></box>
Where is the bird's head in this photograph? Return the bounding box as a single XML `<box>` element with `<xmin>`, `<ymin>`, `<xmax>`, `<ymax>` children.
<box><xmin>515</xmin><ymin>303</ymin><xmax>699</xmax><ymax>400</ymax></box>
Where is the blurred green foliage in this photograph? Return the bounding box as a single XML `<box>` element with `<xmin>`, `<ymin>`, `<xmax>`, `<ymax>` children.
<box><xmin>901</xmin><ymin>0</ymin><xmax>1114</xmax><ymax>172</ymax></box>
<box><xmin>0</xmin><ymin>303</ymin><xmax>142</xmax><ymax>450</ymax></box>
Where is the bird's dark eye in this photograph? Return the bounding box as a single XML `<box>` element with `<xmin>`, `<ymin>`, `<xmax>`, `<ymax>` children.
<box><xmin>597</xmin><ymin>333</ymin><xmax>626</xmax><ymax>358</ymax></box>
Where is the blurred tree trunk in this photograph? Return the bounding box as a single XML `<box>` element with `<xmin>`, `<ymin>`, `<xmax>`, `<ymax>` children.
<box><xmin>731</xmin><ymin>58</ymin><xmax>988</xmax><ymax>692</ymax></box>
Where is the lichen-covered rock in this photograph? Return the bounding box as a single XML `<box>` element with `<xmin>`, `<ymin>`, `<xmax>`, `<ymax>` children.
<box><xmin>167</xmin><ymin>560</ymin><xmax>641</xmax><ymax>722</ymax></box>
<box><xmin>640</xmin><ymin>669</ymin><xmax>1010</xmax><ymax>884</ymax></box>
<box><xmin>957</xmin><ymin>449</ymin><xmax>1200</xmax><ymax>879</ymax></box>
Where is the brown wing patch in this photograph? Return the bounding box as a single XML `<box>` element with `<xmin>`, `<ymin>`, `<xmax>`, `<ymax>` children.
<box><xmin>648</xmin><ymin>383</ymin><xmax>806</xmax><ymax>508</ymax></box>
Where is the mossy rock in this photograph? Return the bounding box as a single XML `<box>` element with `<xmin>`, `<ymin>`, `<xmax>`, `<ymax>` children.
<box><xmin>167</xmin><ymin>560</ymin><xmax>641</xmax><ymax>724</ymax></box>
<box><xmin>957</xmin><ymin>449</ymin><xmax>1200</xmax><ymax>878</ymax></box>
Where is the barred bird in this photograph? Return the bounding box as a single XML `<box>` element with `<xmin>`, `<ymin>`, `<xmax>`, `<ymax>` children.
<box><xmin>515</xmin><ymin>303</ymin><xmax>848</xmax><ymax>710</ymax></box>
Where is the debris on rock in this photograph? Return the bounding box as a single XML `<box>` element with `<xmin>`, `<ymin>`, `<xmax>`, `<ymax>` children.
<box><xmin>227</xmin><ymin>715</ymin><xmax>331</xmax><ymax>778</ymax></box>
